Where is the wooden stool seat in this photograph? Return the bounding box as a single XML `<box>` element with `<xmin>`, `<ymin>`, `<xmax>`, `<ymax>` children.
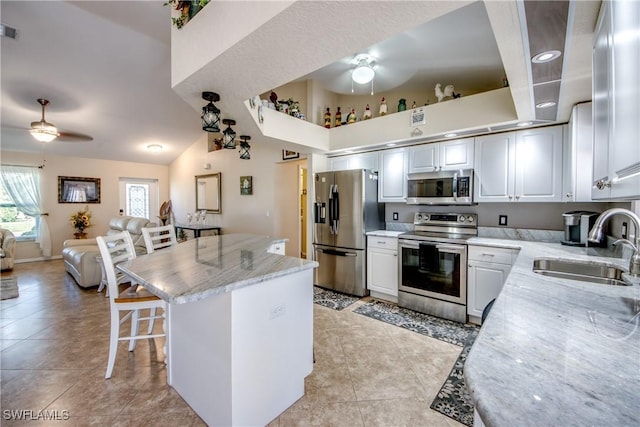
<box><xmin>115</xmin><ymin>286</ymin><xmax>161</xmax><ymax>303</ymax></box>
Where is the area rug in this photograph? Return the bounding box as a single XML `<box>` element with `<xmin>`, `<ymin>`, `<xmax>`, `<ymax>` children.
<box><xmin>353</xmin><ymin>299</ymin><xmax>479</xmax><ymax>426</ymax></box>
<box><xmin>313</xmin><ymin>286</ymin><xmax>361</xmax><ymax>311</ymax></box>
<box><xmin>353</xmin><ymin>300</ymin><xmax>478</xmax><ymax>346</ymax></box>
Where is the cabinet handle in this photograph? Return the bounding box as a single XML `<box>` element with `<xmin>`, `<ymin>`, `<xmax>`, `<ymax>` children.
<box><xmin>515</xmin><ymin>195</ymin><xmax>520</xmax><ymax>200</ymax></box>
<box><xmin>377</xmin><ymin>241</ymin><xmax>386</xmax><ymax>244</ymax></box>
<box><xmin>482</xmin><ymin>253</ymin><xmax>495</xmax><ymax>257</ymax></box>
<box><xmin>508</xmin><ymin>195</ymin><xmax>513</xmax><ymax>200</ymax></box>
<box><xmin>565</xmin><ymin>193</ymin><xmax>573</xmax><ymax>198</ymax></box>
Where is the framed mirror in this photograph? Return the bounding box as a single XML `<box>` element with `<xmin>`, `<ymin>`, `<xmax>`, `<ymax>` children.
<box><xmin>195</xmin><ymin>173</ymin><xmax>221</xmax><ymax>213</ymax></box>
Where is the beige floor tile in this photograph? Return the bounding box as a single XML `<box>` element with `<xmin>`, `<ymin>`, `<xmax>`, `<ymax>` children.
<box><xmin>1</xmin><ymin>260</ymin><xmax>466</xmax><ymax>426</ymax></box>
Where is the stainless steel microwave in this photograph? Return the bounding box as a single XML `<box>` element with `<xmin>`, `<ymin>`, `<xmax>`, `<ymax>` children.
<box><xmin>406</xmin><ymin>169</ymin><xmax>474</xmax><ymax>205</ymax></box>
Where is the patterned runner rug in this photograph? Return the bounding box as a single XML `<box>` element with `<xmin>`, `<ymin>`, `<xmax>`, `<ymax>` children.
<box><xmin>353</xmin><ymin>300</ymin><xmax>479</xmax><ymax>426</ymax></box>
<box><xmin>313</xmin><ymin>286</ymin><xmax>361</xmax><ymax>311</ymax></box>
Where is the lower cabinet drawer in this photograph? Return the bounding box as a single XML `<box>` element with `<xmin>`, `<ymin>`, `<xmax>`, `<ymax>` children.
<box><xmin>468</xmin><ymin>245</ymin><xmax>516</xmax><ymax>265</ymax></box>
<box><xmin>367</xmin><ymin>236</ymin><xmax>398</xmax><ymax>250</ymax></box>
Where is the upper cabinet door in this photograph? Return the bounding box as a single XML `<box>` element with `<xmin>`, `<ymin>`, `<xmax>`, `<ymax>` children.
<box><xmin>408</xmin><ymin>144</ymin><xmax>439</xmax><ymax>173</ymax></box>
<box><xmin>378</xmin><ymin>148</ymin><xmax>407</xmax><ymax>202</ymax></box>
<box><xmin>329</xmin><ymin>152</ymin><xmax>379</xmax><ymax>172</ymax></box>
<box><xmin>474</xmin><ymin>132</ymin><xmax>515</xmax><ymax>202</ymax></box>
<box><xmin>592</xmin><ymin>0</ymin><xmax>640</xmax><ymax>200</ymax></box>
<box><xmin>439</xmin><ymin>138</ymin><xmax>474</xmax><ymax>171</ymax></box>
<box><xmin>515</xmin><ymin>126</ymin><xmax>564</xmax><ymax>202</ymax></box>
<box><xmin>408</xmin><ymin>138</ymin><xmax>474</xmax><ymax>174</ymax></box>
<box><xmin>609</xmin><ymin>0</ymin><xmax>640</xmax><ymax>199</ymax></box>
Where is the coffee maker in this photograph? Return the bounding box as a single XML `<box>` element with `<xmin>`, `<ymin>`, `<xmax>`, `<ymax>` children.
<box><xmin>561</xmin><ymin>211</ymin><xmax>601</xmax><ymax>246</ymax></box>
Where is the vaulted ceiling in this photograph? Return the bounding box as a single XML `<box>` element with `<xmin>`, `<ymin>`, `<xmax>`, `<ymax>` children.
<box><xmin>1</xmin><ymin>1</ymin><xmax>600</xmax><ymax>165</ymax></box>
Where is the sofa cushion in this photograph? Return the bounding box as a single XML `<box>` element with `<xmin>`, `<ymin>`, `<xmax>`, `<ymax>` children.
<box><xmin>108</xmin><ymin>217</ymin><xmax>130</xmax><ymax>231</ymax></box>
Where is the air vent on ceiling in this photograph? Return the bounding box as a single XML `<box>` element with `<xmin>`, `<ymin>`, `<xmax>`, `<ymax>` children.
<box><xmin>0</xmin><ymin>23</ymin><xmax>17</xmax><ymax>39</ymax></box>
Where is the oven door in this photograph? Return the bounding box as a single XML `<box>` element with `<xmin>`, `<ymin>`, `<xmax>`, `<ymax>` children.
<box><xmin>398</xmin><ymin>239</ymin><xmax>467</xmax><ymax>304</ymax></box>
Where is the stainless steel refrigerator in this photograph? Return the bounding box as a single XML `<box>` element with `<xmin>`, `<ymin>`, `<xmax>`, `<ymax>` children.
<box><xmin>313</xmin><ymin>169</ymin><xmax>384</xmax><ymax>296</ymax></box>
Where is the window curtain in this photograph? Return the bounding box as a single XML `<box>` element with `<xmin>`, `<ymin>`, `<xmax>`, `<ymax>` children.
<box><xmin>0</xmin><ymin>165</ymin><xmax>51</xmax><ymax>256</ymax></box>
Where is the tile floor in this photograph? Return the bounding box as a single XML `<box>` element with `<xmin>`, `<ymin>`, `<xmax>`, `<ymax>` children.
<box><xmin>1</xmin><ymin>260</ymin><xmax>464</xmax><ymax>426</ymax></box>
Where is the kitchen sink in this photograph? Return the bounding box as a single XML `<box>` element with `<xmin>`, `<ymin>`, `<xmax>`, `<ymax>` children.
<box><xmin>532</xmin><ymin>258</ymin><xmax>628</xmax><ymax>286</ymax></box>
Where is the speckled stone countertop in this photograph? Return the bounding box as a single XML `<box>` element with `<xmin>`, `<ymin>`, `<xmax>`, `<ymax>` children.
<box><xmin>464</xmin><ymin>237</ymin><xmax>640</xmax><ymax>426</ymax></box>
<box><xmin>117</xmin><ymin>234</ymin><xmax>318</xmax><ymax>305</ymax></box>
<box><xmin>365</xmin><ymin>230</ymin><xmax>405</xmax><ymax>238</ymax></box>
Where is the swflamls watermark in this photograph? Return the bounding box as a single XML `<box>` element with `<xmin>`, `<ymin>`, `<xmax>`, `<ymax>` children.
<box><xmin>3</xmin><ymin>409</ymin><xmax>70</xmax><ymax>421</ymax></box>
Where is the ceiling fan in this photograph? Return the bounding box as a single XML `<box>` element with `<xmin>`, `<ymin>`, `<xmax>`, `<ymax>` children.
<box><xmin>29</xmin><ymin>98</ymin><xmax>93</xmax><ymax>143</ymax></box>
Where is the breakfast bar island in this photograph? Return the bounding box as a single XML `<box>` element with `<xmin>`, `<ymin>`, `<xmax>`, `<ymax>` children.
<box><xmin>117</xmin><ymin>234</ymin><xmax>318</xmax><ymax>426</ymax></box>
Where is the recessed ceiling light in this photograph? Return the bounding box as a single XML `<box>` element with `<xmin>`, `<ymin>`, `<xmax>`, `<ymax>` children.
<box><xmin>147</xmin><ymin>144</ymin><xmax>163</xmax><ymax>152</ymax></box>
<box><xmin>444</xmin><ymin>133</ymin><xmax>457</xmax><ymax>138</ymax></box>
<box><xmin>517</xmin><ymin>122</ymin><xmax>533</xmax><ymax>127</ymax></box>
<box><xmin>531</xmin><ymin>50</ymin><xmax>561</xmax><ymax>63</ymax></box>
<box><xmin>536</xmin><ymin>101</ymin><xmax>557</xmax><ymax>109</ymax></box>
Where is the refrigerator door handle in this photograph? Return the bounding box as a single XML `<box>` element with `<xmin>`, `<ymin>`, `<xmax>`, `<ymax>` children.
<box><xmin>333</xmin><ymin>184</ymin><xmax>339</xmax><ymax>235</ymax></box>
<box><xmin>328</xmin><ymin>185</ymin><xmax>335</xmax><ymax>234</ymax></box>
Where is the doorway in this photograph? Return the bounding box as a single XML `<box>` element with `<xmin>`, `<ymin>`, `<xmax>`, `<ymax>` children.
<box><xmin>119</xmin><ymin>178</ymin><xmax>159</xmax><ymax>220</ymax></box>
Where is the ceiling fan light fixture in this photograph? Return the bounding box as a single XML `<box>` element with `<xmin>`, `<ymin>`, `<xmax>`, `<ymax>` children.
<box><xmin>30</xmin><ymin>127</ymin><xmax>58</xmax><ymax>143</ymax></box>
<box><xmin>352</xmin><ymin>64</ymin><xmax>375</xmax><ymax>84</ymax></box>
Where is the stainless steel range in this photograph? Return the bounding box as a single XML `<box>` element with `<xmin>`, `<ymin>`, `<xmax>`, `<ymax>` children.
<box><xmin>398</xmin><ymin>212</ymin><xmax>478</xmax><ymax>323</ymax></box>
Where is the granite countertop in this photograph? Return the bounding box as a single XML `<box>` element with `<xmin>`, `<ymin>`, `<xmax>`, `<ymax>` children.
<box><xmin>117</xmin><ymin>233</ymin><xmax>318</xmax><ymax>305</ymax></box>
<box><xmin>464</xmin><ymin>237</ymin><xmax>640</xmax><ymax>426</ymax></box>
<box><xmin>366</xmin><ymin>230</ymin><xmax>405</xmax><ymax>238</ymax></box>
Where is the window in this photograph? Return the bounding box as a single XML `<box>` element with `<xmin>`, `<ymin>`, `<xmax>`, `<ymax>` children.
<box><xmin>0</xmin><ymin>172</ymin><xmax>37</xmax><ymax>240</ymax></box>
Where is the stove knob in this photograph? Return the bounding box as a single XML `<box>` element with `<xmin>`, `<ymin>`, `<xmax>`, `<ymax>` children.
<box><xmin>423</xmin><ymin>215</ymin><xmax>430</xmax><ymax>221</ymax></box>
<box><xmin>467</xmin><ymin>215</ymin><xmax>475</xmax><ymax>223</ymax></box>
<box><xmin>458</xmin><ymin>215</ymin><xmax>466</xmax><ymax>222</ymax></box>
<box><xmin>416</xmin><ymin>213</ymin><xmax>423</xmax><ymax>221</ymax></box>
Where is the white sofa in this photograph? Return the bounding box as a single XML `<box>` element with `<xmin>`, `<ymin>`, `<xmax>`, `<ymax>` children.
<box><xmin>0</xmin><ymin>228</ymin><xmax>16</xmax><ymax>271</ymax></box>
<box><xmin>62</xmin><ymin>216</ymin><xmax>155</xmax><ymax>288</ymax></box>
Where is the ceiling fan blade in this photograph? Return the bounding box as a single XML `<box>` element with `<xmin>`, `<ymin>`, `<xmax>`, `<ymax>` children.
<box><xmin>57</xmin><ymin>131</ymin><xmax>93</xmax><ymax>142</ymax></box>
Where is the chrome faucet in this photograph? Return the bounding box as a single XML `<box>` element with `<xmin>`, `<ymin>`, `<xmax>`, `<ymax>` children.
<box><xmin>588</xmin><ymin>208</ymin><xmax>640</xmax><ymax>276</ymax></box>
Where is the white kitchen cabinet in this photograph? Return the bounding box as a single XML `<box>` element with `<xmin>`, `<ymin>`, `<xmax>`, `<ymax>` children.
<box><xmin>329</xmin><ymin>152</ymin><xmax>379</xmax><ymax>172</ymax></box>
<box><xmin>467</xmin><ymin>245</ymin><xmax>519</xmax><ymax>324</ymax></box>
<box><xmin>367</xmin><ymin>236</ymin><xmax>398</xmax><ymax>302</ymax></box>
<box><xmin>408</xmin><ymin>138</ymin><xmax>474</xmax><ymax>173</ymax></box>
<box><xmin>378</xmin><ymin>148</ymin><xmax>407</xmax><ymax>202</ymax></box>
<box><xmin>592</xmin><ymin>0</ymin><xmax>640</xmax><ymax>200</ymax></box>
<box><xmin>474</xmin><ymin>126</ymin><xmax>564</xmax><ymax>202</ymax></box>
<box><xmin>564</xmin><ymin>102</ymin><xmax>596</xmax><ymax>202</ymax></box>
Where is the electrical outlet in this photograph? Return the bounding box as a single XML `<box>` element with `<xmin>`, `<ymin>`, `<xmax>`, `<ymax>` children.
<box><xmin>499</xmin><ymin>215</ymin><xmax>508</xmax><ymax>226</ymax></box>
<box><xmin>393</xmin><ymin>212</ymin><xmax>399</xmax><ymax>221</ymax></box>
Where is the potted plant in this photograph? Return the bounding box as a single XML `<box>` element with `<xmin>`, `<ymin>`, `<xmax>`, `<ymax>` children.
<box><xmin>70</xmin><ymin>205</ymin><xmax>92</xmax><ymax>239</ymax></box>
<box><xmin>164</xmin><ymin>0</ymin><xmax>210</xmax><ymax>29</ymax></box>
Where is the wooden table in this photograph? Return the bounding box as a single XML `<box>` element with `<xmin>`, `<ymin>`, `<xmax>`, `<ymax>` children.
<box><xmin>174</xmin><ymin>223</ymin><xmax>221</xmax><ymax>238</ymax></box>
<box><xmin>116</xmin><ymin>234</ymin><xmax>317</xmax><ymax>426</ymax></box>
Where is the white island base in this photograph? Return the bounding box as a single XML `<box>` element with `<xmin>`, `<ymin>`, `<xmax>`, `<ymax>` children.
<box><xmin>167</xmin><ymin>269</ymin><xmax>314</xmax><ymax>426</ymax></box>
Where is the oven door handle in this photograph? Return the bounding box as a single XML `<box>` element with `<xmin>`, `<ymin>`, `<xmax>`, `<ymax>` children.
<box><xmin>398</xmin><ymin>239</ymin><xmax>420</xmax><ymax>249</ymax></box>
<box><xmin>452</xmin><ymin>172</ymin><xmax>458</xmax><ymax>201</ymax></box>
<box><xmin>435</xmin><ymin>244</ymin><xmax>465</xmax><ymax>254</ymax></box>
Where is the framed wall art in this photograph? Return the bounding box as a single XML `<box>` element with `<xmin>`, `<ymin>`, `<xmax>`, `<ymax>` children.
<box><xmin>282</xmin><ymin>150</ymin><xmax>299</xmax><ymax>160</ymax></box>
<box><xmin>58</xmin><ymin>176</ymin><xmax>101</xmax><ymax>203</ymax></box>
<box><xmin>240</xmin><ymin>176</ymin><xmax>253</xmax><ymax>195</ymax></box>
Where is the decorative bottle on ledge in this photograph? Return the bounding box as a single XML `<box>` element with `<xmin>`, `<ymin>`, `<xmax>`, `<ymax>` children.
<box><xmin>324</xmin><ymin>108</ymin><xmax>331</xmax><ymax>128</ymax></box>
<box><xmin>335</xmin><ymin>107</ymin><xmax>342</xmax><ymax>127</ymax></box>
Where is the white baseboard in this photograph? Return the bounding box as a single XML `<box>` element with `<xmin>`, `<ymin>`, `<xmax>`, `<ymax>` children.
<box><xmin>15</xmin><ymin>255</ymin><xmax>63</xmax><ymax>263</ymax></box>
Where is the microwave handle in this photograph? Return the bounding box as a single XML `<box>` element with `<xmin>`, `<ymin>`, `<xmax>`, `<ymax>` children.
<box><xmin>452</xmin><ymin>172</ymin><xmax>458</xmax><ymax>201</ymax></box>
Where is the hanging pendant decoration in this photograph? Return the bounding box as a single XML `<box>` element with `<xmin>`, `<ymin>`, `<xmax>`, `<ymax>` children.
<box><xmin>239</xmin><ymin>135</ymin><xmax>251</xmax><ymax>160</ymax></box>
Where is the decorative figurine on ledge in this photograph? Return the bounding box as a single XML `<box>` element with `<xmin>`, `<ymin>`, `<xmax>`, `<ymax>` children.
<box><xmin>324</xmin><ymin>108</ymin><xmax>331</xmax><ymax>128</ymax></box>
<box><xmin>362</xmin><ymin>104</ymin><xmax>372</xmax><ymax>120</ymax></box>
<box><xmin>379</xmin><ymin>97</ymin><xmax>388</xmax><ymax>116</ymax></box>
<box><xmin>335</xmin><ymin>107</ymin><xmax>342</xmax><ymax>127</ymax></box>
<box><xmin>412</xmin><ymin>101</ymin><xmax>417</xmax><ymax>109</ymax></box>
<box><xmin>347</xmin><ymin>108</ymin><xmax>357</xmax><ymax>124</ymax></box>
